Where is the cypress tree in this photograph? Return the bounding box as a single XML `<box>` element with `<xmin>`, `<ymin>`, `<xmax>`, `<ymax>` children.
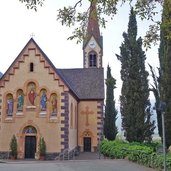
<box><xmin>10</xmin><ymin>135</ymin><xmax>18</xmax><ymax>158</ymax></box>
<box><xmin>117</xmin><ymin>8</ymin><xmax>155</xmax><ymax>143</ymax></box>
<box><xmin>158</xmin><ymin>0</ymin><xmax>171</xmax><ymax>148</ymax></box>
<box><xmin>104</xmin><ymin>65</ymin><xmax>118</xmax><ymax>140</ymax></box>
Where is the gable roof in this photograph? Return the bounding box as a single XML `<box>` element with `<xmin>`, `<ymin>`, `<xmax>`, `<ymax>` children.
<box><xmin>0</xmin><ymin>38</ymin><xmax>59</xmax><ymax>84</ymax></box>
<box><xmin>0</xmin><ymin>38</ymin><xmax>104</xmax><ymax>100</ymax></box>
<box><xmin>57</xmin><ymin>68</ymin><xmax>104</xmax><ymax>100</ymax></box>
<box><xmin>0</xmin><ymin>38</ymin><xmax>60</xmax><ymax>86</ymax></box>
<box><xmin>0</xmin><ymin>72</ymin><xmax>3</xmax><ymax>79</ymax></box>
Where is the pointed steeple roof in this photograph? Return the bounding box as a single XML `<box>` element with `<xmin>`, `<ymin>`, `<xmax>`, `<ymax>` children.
<box><xmin>83</xmin><ymin>0</ymin><xmax>102</xmax><ymax>48</ymax></box>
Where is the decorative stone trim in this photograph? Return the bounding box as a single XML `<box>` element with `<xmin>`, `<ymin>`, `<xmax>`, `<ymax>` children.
<box><xmin>39</xmin><ymin>111</ymin><xmax>47</xmax><ymax>117</ymax></box>
<box><xmin>0</xmin><ymin>94</ymin><xmax>1</xmax><ymax>128</ymax></box>
<box><xmin>0</xmin><ymin>40</ymin><xmax>67</xmax><ymax>89</ymax></box>
<box><xmin>97</xmin><ymin>101</ymin><xmax>104</xmax><ymax>141</ymax></box>
<box><xmin>60</xmin><ymin>92</ymin><xmax>69</xmax><ymax>151</ymax></box>
<box><xmin>0</xmin><ymin>94</ymin><xmax>2</xmax><ymax>115</ymax></box>
<box><xmin>16</xmin><ymin>112</ymin><xmax>24</xmax><ymax>116</ymax></box>
<box><xmin>0</xmin><ymin>151</ymin><xmax>10</xmax><ymax>159</ymax></box>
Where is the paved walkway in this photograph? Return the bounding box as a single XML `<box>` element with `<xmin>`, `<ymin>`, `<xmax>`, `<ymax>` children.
<box><xmin>0</xmin><ymin>152</ymin><xmax>157</xmax><ymax>171</ymax></box>
<box><xmin>75</xmin><ymin>152</ymin><xmax>101</xmax><ymax>160</ymax></box>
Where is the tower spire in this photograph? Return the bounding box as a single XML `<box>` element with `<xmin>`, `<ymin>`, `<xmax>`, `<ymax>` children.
<box><xmin>83</xmin><ymin>0</ymin><xmax>103</xmax><ymax>68</ymax></box>
<box><xmin>86</xmin><ymin>0</ymin><xmax>100</xmax><ymax>44</ymax></box>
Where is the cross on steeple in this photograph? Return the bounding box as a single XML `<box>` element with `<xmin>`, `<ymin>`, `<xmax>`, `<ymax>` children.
<box><xmin>81</xmin><ymin>106</ymin><xmax>94</xmax><ymax>126</ymax></box>
<box><xmin>30</xmin><ymin>33</ymin><xmax>35</xmax><ymax>38</ymax></box>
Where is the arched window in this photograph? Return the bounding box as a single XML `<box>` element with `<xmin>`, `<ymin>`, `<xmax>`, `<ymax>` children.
<box><xmin>23</xmin><ymin>126</ymin><xmax>37</xmax><ymax>134</ymax></box>
<box><xmin>40</xmin><ymin>89</ymin><xmax>47</xmax><ymax>111</ymax></box>
<box><xmin>50</xmin><ymin>93</ymin><xmax>57</xmax><ymax>116</ymax></box>
<box><xmin>6</xmin><ymin>94</ymin><xmax>14</xmax><ymax>116</ymax></box>
<box><xmin>17</xmin><ymin>89</ymin><xmax>24</xmax><ymax>112</ymax></box>
<box><xmin>30</xmin><ymin>62</ymin><xmax>34</xmax><ymax>72</ymax></box>
<box><xmin>27</xmin><ymin>82</ymin><xmax>36</xmax><ymax>106</ymax></box>
<box><xmin>70</xmin><ymin>103</ymin><xmax>73</xmax><ymax>128</ymax></box>
<box><xmin>75</xmin><ymin>105</ymin><xmax>77</xmax><ymax>129</ymax></box>
<box><xmin>89</xmin><ymin>52</ymin><xmax>97</xmax><ymax>67</ymax></box>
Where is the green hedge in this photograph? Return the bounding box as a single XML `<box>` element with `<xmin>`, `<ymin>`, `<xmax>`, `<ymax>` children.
<box><xmin>100</xmin><ymin>139</ymin><xmax>171</xmax><ymax>170</ymax></box>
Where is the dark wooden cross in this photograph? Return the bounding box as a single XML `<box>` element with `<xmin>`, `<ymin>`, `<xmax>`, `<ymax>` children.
<box><xmin>81</xmin><ymin>106</ymin><xmax>94</xmax><ymax>126</ymax></box>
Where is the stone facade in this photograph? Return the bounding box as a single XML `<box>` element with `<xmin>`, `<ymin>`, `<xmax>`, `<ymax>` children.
<box><xmin>0</xmin><ymin>1</ymin><xmax>104</xmax><ymax>160</ymax></box>
<box><xmin>0</xmin><ymin>38</ymin><xmax>104</xmax><ymax>159</ymax></box>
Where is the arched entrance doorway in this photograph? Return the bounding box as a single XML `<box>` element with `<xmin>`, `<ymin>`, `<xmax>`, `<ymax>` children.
<box><xmin>83</xmin><ymin>137</ymin><xmax>91</xmax><ymax>152</ymax></box>
<box><xmin>81</xmin><ymin>129</ymin><xmax>94</xmax><ymax>152</ymax></box>
<box><xmin>23</xmin><ymin>126</ymin><xmax>37</xmax><ymax>159</ymax></box>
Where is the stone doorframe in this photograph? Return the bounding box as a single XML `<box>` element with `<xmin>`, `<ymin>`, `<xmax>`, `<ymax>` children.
<box><xmin>17</xmin><ymin>122</ymin><xmax>41</xmax><ymax>159</ymax></box>
<box><xmin>80</xmin><ymin>129</ymin><xmax>94</xmax><ymax>152</ymax></box>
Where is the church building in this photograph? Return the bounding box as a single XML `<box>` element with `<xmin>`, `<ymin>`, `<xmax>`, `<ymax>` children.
<box><xmin>0</xmin><ymin>1</ymin><xmax>104</xmax><ymax>159</ymax></box>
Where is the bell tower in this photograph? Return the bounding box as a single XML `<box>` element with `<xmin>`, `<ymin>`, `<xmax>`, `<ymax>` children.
<box><xmin>83</xmin><ymin>0</ymin><xmax>103</xmax><ymax>68</ymax></box>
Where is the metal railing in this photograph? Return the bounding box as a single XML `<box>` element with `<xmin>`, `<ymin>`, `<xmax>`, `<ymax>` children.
<box><xmin>55</xmin><ymin>148</ymin><xmax>78</xmax><ymax>160</ymax></box>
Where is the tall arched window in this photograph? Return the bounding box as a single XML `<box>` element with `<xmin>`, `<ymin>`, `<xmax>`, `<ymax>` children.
<box><xmin>17</xmin><ymin>89</ymin><xmax>24</xmax><ymax>112</ymax></box>
<box><xmin>70</xmin><ymin>103</ymin><xmax>73</xmax><ymax>129</ymax></box>
<box><xmin>75</xmin><ymin>105</ymin><xmax>77</xmax><ymax>129</ymax></box>
<box><xmin>89</xmin><ymin>52</ymin><xmax>97</xmax><ymax>67</ymax></box>
<box><xmin>40</xmin><ymin>89</ymin><xmax>47</xmax><ymax>111</ymax></box>
<box><xmin>6</xmin><ymin>94</ymin><xmax>14</xmax><ymax>116</ymax></box>
<box><xmin>27</xmin><ymin>82</ymin><xmax>36</xmax><ymax>106</ymax></box>
<box><xmin>50</xmin><ymin>93</ymin><xmax>57</xmax><ymax>116</ymax></box>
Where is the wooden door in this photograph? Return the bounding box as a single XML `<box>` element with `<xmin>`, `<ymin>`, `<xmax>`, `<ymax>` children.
<box><xmin>25</xmin><ymin>136</ymin><xmax>36</xmax><ymax>159</ymax></box>
<box><xmin>83</xmin><ymin>137</ymin><xmax>91</xmax><ymax>152</ymax></box>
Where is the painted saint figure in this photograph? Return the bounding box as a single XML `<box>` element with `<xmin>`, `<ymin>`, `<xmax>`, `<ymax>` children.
<box><xmin>17</xmin><ymin>94</ymin><xmax>24</xmax><ymax>111</ymax></box>
<box><xmin>51</xmin><ymin>96</ymin><xmax>57</xmax><ymax>115</ymax></box>
<box><xmin>7</xmin><ymin>98</ymin><xmax>13</xmax><ymax>116</ymax></box>
<box><xmin>40</xmin><ymin>91</ymin><xmax>47</xmax><ymax>111</ymax></box>
<box><xmin>28</xmin><ymin>87</ymin><xmax>36</xmax><ymax>106</ymax></box>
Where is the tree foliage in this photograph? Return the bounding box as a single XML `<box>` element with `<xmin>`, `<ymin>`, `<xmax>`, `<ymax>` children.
<box><xmin>104</xmin><ymin>65</ymin><xmax>118</xmax><ymax>140</ymax></box>
<box><xmin>38</xmin><ymin>137</ymin><xmax>46</xmax><ymax>156</ymax></box>
<box><xmin>148</xmin><ymin>64</ymin><xmax>162</xmax><ymax>138</ymax></box>
<box><xmin>19</xmin><ymin>0</ymin><xmax>44</xmax><ymax>11</ymax></box>
<box><xmin>117</xmin><ymin>8</ymin><xmax>155</xmax><ymax>143</ymax></box>
<box><xmin>19</xmin><ymin>0</ymin><xmax>164</xmax><ymax>47</ymax></box>
<box><xmin>158</xmin><ymin>0</ymin><xmax>171</xmax><ymax>148</ymax></box>
<box><xmin>10</xmin><ymin>135</ymin><xmax>18</xmax><ymax>158</ymax></box>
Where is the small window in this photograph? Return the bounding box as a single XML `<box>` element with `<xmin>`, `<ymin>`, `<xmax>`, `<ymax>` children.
<box><xmin>23</xmin><ymin>126</ymin><xmax>37</xmax><ymax>134</ymax></box>
<box><xmin>30</xmin><ymin>63</ymin><xmax>34</xmax><ymax>72</ymax></box>
<box><xmin>89</xmin><ymin>53</ymin><xmax>97</xmax><ymax>67</ymax></box>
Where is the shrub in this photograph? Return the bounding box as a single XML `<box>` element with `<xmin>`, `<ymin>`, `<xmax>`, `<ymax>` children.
<box><xmin>9</xmin><ymin>135</ymin><xmax>17</xmax><ymax>159</ymax></box>
<box><xmin>38</xmin><ymin>137</ymin><xmax>46</xmax><ymax>157</ymax></box>
<box><xmin>100</xmin><ymin>139</ymin><xmax>171</xmax><ymax>170</ymax></box>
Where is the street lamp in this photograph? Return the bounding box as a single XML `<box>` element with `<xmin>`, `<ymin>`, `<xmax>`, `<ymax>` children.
<box><xmin>159</xmin><ymin>101</ymin><xmax>167</xmax><ymax>171</ymax></box>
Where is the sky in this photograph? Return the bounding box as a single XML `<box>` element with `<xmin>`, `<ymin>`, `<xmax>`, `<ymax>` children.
<box><xmin>0</xmin><ymin>1</ymin><xmax>161</xmax><ymax>114</ymax></box>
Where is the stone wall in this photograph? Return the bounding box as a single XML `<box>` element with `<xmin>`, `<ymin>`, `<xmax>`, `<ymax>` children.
<box><xmin>45</xmin><ymin>152</ymin><xmax>59</xmax><ymax>160</ymax></box>
<box><xmin>0</xmin><ymin>151</ymin><xmax>10</xmax><ymax>159</ymax></box>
